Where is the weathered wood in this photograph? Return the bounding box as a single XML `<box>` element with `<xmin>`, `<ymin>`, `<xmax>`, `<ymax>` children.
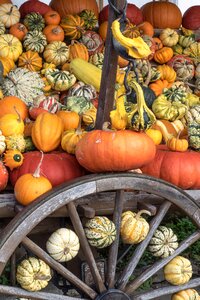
<box><xmin>77</xmin><ymin>204</ymin><xmax>96</xmax><ymax>218</ymax></box>
<box><xmin>67</xmin><ymin>201</ymin><xmax>106</xmax><ymax>293</ymax></box>
<box><xmin>117</xmin><ymin>200</ymin><xmax>171</xmax><ymax>290</ymax></box>
<box><xmin>107</xmin><ymin>190</ymin><xmax>125</xmax><ymax>288</ymax></box>
<box><xmin>0</xmin><ymin>284</ymin><xmax>87</xmax><ymax>300</ymax></box>
<box><xmin>95</xmin><ymin>0</ymin><xmax>126</xmax><ymax>129</ymax></box>
<box><xmin>125</xmin><ymin>230</ymin><xmax>200</xmax><ymax>295</ymax></box>
<box><xmin>134</xmin><ymin>277</ymin><xmax>200</xmax><ymax>300</ymax></box>
<box><xmin>137</xmin><ymin>202</ymin><xmax>157</xmax><ymax>216</ymax></box>
<box><xmin>0</xmin><ymin>174</ymin><xmax>200</xmax><ymax>276</ymax></box>
<box><xmin>22</xmin><ymin>236</ymin><xmax>97</xmax><ymax>299</ymax></box>
<box><xmin>10</xmin><ymin>252</ymin><xmax>16</xmax><ymax>286</ymax></box>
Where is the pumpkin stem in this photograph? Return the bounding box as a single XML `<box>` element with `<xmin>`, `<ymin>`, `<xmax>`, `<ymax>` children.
<box><xmin>33</xmin><ymin>151</ymin><xmax>44</xmax><ymax>178</ymax></box>
<box><xmin>102</xmin><ymin>121</ymin><xmax>114</xmax><ymax>131</ymax></box>
<box><xmin>13</xmin><ymin>106</ymin><xmax>22</xmax><ymax>123</ymax></box>
<box><xmin>136</xmin><ymin>210</ymin><xmax>151</xmax><ymax>219</ymax></box>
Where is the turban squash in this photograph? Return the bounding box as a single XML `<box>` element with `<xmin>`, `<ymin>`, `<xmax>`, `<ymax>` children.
<box><xmin>141</xmin><ymin>145</ymin><xmax>200</xmax><ymax>189</ymax></box>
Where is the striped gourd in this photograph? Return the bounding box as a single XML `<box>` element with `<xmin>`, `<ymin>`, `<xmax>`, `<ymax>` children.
<box><xmin>45</xmin><ymin>69</ymin><xmax>76</xmax><ymax>91</ymax></box>
<box><xmin>1</xmin><ymin>67</ymin><xmax>44</xmax><ymax>106</ymax></box>
<box><xmin>148</xmin><ymin>226</ymin><xmax>178</xmax><ymax>258</ymax></box>
<box><xmin>60</xmin><ymin>15</ymin><xmax>85</xmax><ymax>40</ymax></box>
<box><xmin>163</xmin><ymin>83</ymin><xmax>187</xmax><ymax>103</ymax></box>
<box><xmin>43</xmin><ymin>41</ymin><xmax>69</xmax><ymax>66</ymax></box>
<box><xmin>84</xmin><ymin>216</ymin><xmax>116</xmax><ymax>248</ymax></box>
<box><xmin>187</xmin><ymin>105</ymin><xmax>200</xmax><ymax>150</ymax></box>
<box><xmin>23</xmin><ymin>30</ymin><xmax>47</xmax><ymax>53</ymax></box>
<box><xmin>18</xmin><ymin>51</ymin><xmax>42</xmax><ymax>72</ymax></box>
<box><xmin>68</xmin><ymin>81</ymin><xmax>97</xmax><ymax>100</ymax></box>
<box><xmin>0</xmin><ymin>21</ymin><xmax>5</xmax><ymax>35</ymax></box>
<box><xmin>23</xmin><ymin>12</ymin><xmax>45</xmax><ymax>31</ymax></box>
<box><xmin>89</xmin><ymin>52</ymin><xmax>104</xmax><ymax>69</ymax></box>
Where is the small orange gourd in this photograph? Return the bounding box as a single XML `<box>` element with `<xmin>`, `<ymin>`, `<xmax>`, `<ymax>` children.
<box><xmin>167</xmin><ymin>132</ymin><xmax>189</xmax><ymax>152</ymax></box>
<box><xmin>43</xmin><ymin>25</ymin><xmax>65</xmax><ymax>43</ymax></box>
<box><xmin>3</xmin><ymin>149</ymin><xmax>24</xmax><ymax>170</ymax></box>
<box><xmin>68</xmin><ymin>40</ymin><xmax>89</xmax><ymax>62</ymax></box>
<box><xmin>31</xmin><ymin>112</ymin><xmax>64</xmax><ymax>152</ymax></box>
<box><xmin>14</xmin><ymin>152</ymin><xmax>52</xmax><ymax>206</ymax></box>
<box><xmin>154</xmin><ymin>47</ymin><xmax>174</xmax><ymax>64</ymax></box>
<box><xmin>149</xmin><ymin>79</ymin><xmax>172</xmax><ymax>96</ymax></box>
<box><xmin>44</xmin><ymin>10</ymin><xmax>61</xmax><ymax>25</ymax></box>
<box><xmin>56</xmin><ymin>110</ymin><xmax>80</xmax><ymax>130</ymax></box>
<box><xmin>9</xmin><ymin>23</ymin><xmax>28</xmax><ymax>41</ymax></box>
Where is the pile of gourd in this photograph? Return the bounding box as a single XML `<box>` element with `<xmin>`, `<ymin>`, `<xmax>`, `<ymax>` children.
<box><xmin>0</xmin><ymin>0</ymin><xmax>200</xmax><ymax>202</ymax></box>
<box><xmin>15</xmin><ymin>210</ymin><xmax>199</xmax><ymax>300</ymax></box>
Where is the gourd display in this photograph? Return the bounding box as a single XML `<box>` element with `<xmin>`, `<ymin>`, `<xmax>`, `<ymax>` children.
<box><xmin>0</xmin><ymin>21</ymin><xmax>5</xmax><ymax>34</ymax></box>
<box><xmin>167</xmin><ymin>135</ymin><xmax>188</xmax><ymax>152</ymax></box>
<box><xmin>172</xmin><ymin>289</ymin><xmax>199</xmax><ymax>300</ymax></box>
<box><xmin>0</xmin><ymin>56</ymin><xmax>15</xmax><ymax>76</ymax></box>
<box><xmin>68</xmin><ymin>40</ymin><xmax>89</xmax><ymax>62</ymax></box>
<box><xmin>182</xmin><ymin>5</ymin><xmax>200</xmax><ymax>30</ymax></box>
<box><xmin>14</xmin><ymin>152</ymin><xmax>52</xmax><ymax>205</ymax></box>
<box><xmin>0</xmin><ymin>4</ymin><xmax>20</xmax><ymax>28</ymax></box>
<box><xmin>0</xmin><ymin>34</ymin><xmax>22</xmax><ymax>61</ymax></box>
<box><xmin>164</xmin><ymin>256</ymin><xmax>192</xmax><ymax>285</ymax></box>
<box><xmin>120</xmin><ymin>210</ymin><xmax>151</xmax><ymax>244</ymax></box>
<box><xmin>10</xmin><ymin>151</ymin><xmax>85</xmax><ymax>187</ymax></box>
<box><xmin>75</xmin><ymin>127</ymin><xmax>156</xmax><ymax>172</ymax></box>
<box><xmin>145</xmin><ymin>128</ymin><xmax>162</xmax><ymax>145</ymax></box>
<box><xmin>0</xmin><ymin>96</ymin><xmax>28</xmax><ymax>120</ymax></box>
<box><xmin>80</xmin><ymin>31</ymin><xmax>104</xmax><ymax>56</ymax></box>
<box><xmin>154</xmin><ymin>47</ymin><xmax>174</xmax><ymax>64</ymax></box>
<box><xmin>56</xmin><ymin>110</ymin><xmax>80</xmax><ymax>130</ymax></box>
<box><xmin>43</xmin><ymin>41</ymin><xmax>69</xmax><ymax>66</ymax></box>
<box><xmin>60</xmin><ymin>15</ymin><xmax>85</xmax><ymax>40</ymax></box>
<box><xmin>3</xmin><ymin>149</ymin><xmax>24</xmax><ymax>170</ymax></box>
<box><xmin>1</xmin><ymin>67</ymin><xmax>44</xmax><ymax>105</ymax></box>
<box><xmin>31</xmin><ymin>112</ymin><xmax>63</xmax><ymax>152</ymax></box>
<box><xmin>5</xmin><ymin>134</ymin><xmax>26</xmax><ymax>152</ymax></box>
<box><xmin>16</xmin><ymin>257</ymin><xmax>52</xmax><ymax>291</ymax></box>
<box><xmin>0</xmin><ymin>130</ymin><xmax>6</xmax><ymax>154</ymax></box>
<box><xmin>79</xmin><ymin>9</ymin><xmax>98</xmax><ymax>30</ymax></box>
<box><xmin>45</xmin><ymin>69</ymin><xmax>76</xmax><ymax>91</ymax></box>
<box><xmin>44</xmin><ymin>10</ymin><xmax>61</xmax><ymax>25</ymax></box>
<box><xmin>159</xmin><ymin>28</ymin><xmax>179</xmax><ymax>47</ymax></box>
<box><xmin>67</xmin><ymin>81</ymin><xmax>97</xmax><ymax>100</ymax></box>
<box><xmin>84</xmin><ymin>216</ymin><xmax>116</xmax><ymax>248</ymax></box>
<box><xmin>167</xmin><ymin>55</ymin><xmax>195</xmax><ymax>81</ymax></box>
<box><xmin>148</xmin><ymin>226</ymin><xmax>178</xmax><ymax>258</ymax></box>
<box><xmin>65</xmin><ymin>96</ymin><xmax>94</xmax><ymax>114</ymax></box>
<box><xmin>19</xmin><ymin>0</ymin><xmax>52</xmax><ymax>18</ymax></box>
<box><xmin>43</xmin><ymin>25</ymin><xmax>65</xmax><ymax>43</ymax></box>
<box><xmin>9</xmin><ymin>23</ymin><xmax>28</xmax><ymax>41</ymax></box>
<box><xmin>187</xmin><ymin>105</ymin><xmax>200</xmax><ymax>150</ymax></box>
<box><xmin>0</xmin><ymin>111</ymin><xmax>24</xmax><ymax>136</ymax></box>
<box><xmin>46</xmin><ymin>228</ymin><xmax>80</xmax><ymax>262</ymax></box>
<box><xmin>141</xmin><ymin>145</ymin><xmax>200</xmax><ymax>189</ymax></box>
<box><xmin>61</xmin><ymin>125</ymin><xmax>87</xmax><ymax>154</ymax></box>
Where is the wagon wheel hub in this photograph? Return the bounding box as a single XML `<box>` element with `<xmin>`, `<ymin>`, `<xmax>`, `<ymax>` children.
<box><xmin>95</xmin><ymin>289</ymin><xmax>131</xmax><ymax>300</ymax></box>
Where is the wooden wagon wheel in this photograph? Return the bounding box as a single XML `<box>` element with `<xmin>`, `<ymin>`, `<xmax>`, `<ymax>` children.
<box><xmin>0</xmin><ymin>173</ymin><xmax>200</xmax><ymax>300</ymax></box>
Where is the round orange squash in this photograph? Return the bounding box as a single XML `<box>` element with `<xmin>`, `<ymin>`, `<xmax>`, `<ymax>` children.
<box><xmin>75</xmin><ymin>129</ymin><xmax>156</xmax><ymax>172</ymax></box>
<box><xmin>0</xmin><ymin>96</ymin><xmax>28</xmax><ymax>120</ymax></box>
<box><xmin>56</xmin><ymin>110</ymin><xmax>80</xmax><ymax>131</ymax></box>
<box><xmin>31</xmin><ymin>112</ymin><xmax>64</xmax><ymax>152</ymax></box>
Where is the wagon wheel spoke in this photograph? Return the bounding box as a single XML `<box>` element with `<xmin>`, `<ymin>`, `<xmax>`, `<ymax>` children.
<box><xmin>0</xmin><ymin>284</ymin><xmax>87</xmax><ymax>300</ymax></box>
<box><xmin>125</xmin><ymin>230</ymin><xmax>200</xmax><ymax>295</ymax></box>
<box><xmin>116</xmin><ymin>200</ymin><xmax>171</xmax><ymax>290</ymax></box>
<box><xmin>133</xmin><ymin>278</ymin><xmax>200</xmax><ymax>300</ymax></box>
<box><xmin>67</xmin><ymin>201</ymin><xmax>106</xmax><ymax>293</ymax></box>
<box><xmin>107</xmin><ymin>190</ymin><xmax>125</xmax><ymax>288</ymax></box>
<box><xmin>22</xmin><ymin>236</ymin><xmax>97</xmax><ymax>299</ymax></box>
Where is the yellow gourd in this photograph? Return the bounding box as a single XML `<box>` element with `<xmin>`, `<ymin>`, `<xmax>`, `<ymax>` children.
<box><xmin>172</xmin><ymin>289</ymin><xmax>199</xmax><ymax>300</ymax></box>
<box><xmin>164</xmin><ymin>256</ymin><xmax>192</xmax><ymax>285</ymax></box>
<box><xmin>110</xmin><ymin>85</ymin><xmax>128</xmax><ymax>130</ymax></box>
<box><xmin>0</xmin><ymin>110</ymin><xmax>24</xmax><ymax>136</ymax></box>
<box><xmin>120</xmin><ymin>210</ymin><xmax>151</xmax><ymax>244</ymax></box>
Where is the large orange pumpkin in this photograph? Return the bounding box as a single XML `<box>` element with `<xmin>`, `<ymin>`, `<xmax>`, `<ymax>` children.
<box><xmin>141</xmin><ymin>145</ymin><xmax>200</xmax><ymax>189</ymax></box>
<box><xmin>49</xmin><ymin>0</ymin><xmax>99</xmax><ymax>18</ymax></box>
<box><xmin>75</xmin><ymin>129</ymin><xmax>156</xmax><ymax>172</ymax></box>
<box><xmin>31</xmin><ymin>112</ymin><xmax>64</xmax><ymax>152</ymax></box>
<box><xmin>141</xmin><ymin>0</ymin><xmax>182</xmax><ymax>29</ymax></box>
<box><xmin>0</xmin><ymin>96</ymin><xmax>28</xmax><ymax>120</ymax></box>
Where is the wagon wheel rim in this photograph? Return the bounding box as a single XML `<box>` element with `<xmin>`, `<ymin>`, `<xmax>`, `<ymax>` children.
<box><xmin>0</xmin><ymin>173</ymin><xmax>200</xmax><ymax>300</ymax></box>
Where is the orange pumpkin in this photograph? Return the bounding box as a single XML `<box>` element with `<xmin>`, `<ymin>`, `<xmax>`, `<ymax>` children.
<box><xmin>152</xmin><ymin>37</ymin><xmax>163</xmax><ymax>51</ymax></box>
<box><xmin>9</xmin><ymin>23</ymin><xmax>28</xmax><ymax>41</ymax></box>
<box><xmin>154</xmin><ymin>47</ymin><xmax>174</xmax><ymax>64</ymax></box>
<box><xmin>56</xmin><ymin>110</ymin><xmax>80</xmax><ymax>130</ymax></box>
<box><xmin>118</xmin><ymin>55</ymin><xmax>129</xmax><ymax>68</ymax></box>
<box><xmin>49</xmin><ymin>0</ymin><xmax>99</xmax><ymax>18</ymax></box>
<box><xmin>149</xmin><ymin>79</ymin><xmax>172</xmax><ymax>96</ymax></box>
<box><xmin>141</xmin><ymin>0</ymin><xmax>182</xmax><ymax>29</ymax></box>
<box><xmin>0</xmin><ymin>56</ymin><xmax>15</xmax><ymax>76</ymax></box>
<box><xmin>0</xmin><ymin>96</ymin><xmax>28</xmax><ymax>120</ymax></box>
<box><xmin>43</xmin><ymin>25</ymin><xmax>65</xmax><ymax>42</ymax></box>
<box><xmin>31</xmin><ymin>112</ymin><xmax>64</xmax><ymax>152</ymax></box>
<box><xmin>137</xmin><ymin>21</ymin><xmax>154</xmax><ymax>37</ymax></box>
<box><xmin>0</xmin><ymin>111</ymin><xmax>24</xmax><ymax>136</ymax></box>
<box><xmin>3</xmin><ymin>149</ymin><xmax>24</xmax><ymax>170</ymax></box>
<box><xmin>44</xmin><ymin>10</ymin><xmax>61</xmax><ymax>25</ymax></box>
<box><xmin>69</xmin><ymin>40</ymin><xmax>89</xmax><ymax>62</ymax></box>
<box><xmin>98</xmin><ymin>21</ymin><xmax>108</xmax><ymax>42</ymax></box>
<box><xmin>60</xmin><ymin>14</ymin><xmax>85</xmax><ymax>40</ymax></box>
<box><xmin>14</xmin><ymin>152</ymin><xmax>52</xmax><ymax>206</ymax></box>
<box><xmin>75</xmin><ymin>128</ymin><xmax>156</xmax><ymax>172</ymax></box>
<box><xmin>167</xmin><ymin>135</ymin><xmax>189</xmax><ymax>152</ymax></box>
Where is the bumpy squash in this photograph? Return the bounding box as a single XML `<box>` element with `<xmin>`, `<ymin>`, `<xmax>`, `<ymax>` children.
<box><xmin>16</xmin><ymin>257</ymin><xmax>52</xmax><ymax>291</ymax></box>
<box><xmin>172</xmin><ymin>289</ymin><xmax>199</xmax><ymax>300</ymax></box>
<box><xmin>148</xmin><ymin>226</ymin><xmax>178</xmax><ymax>258</ymax></box>
<box><xmin>85</xmin><ymin>216</ymin><xmax>116</xmax><ymax>248</ymax></box>
<box><xmin>23</xmin><ymin>30</ymin><xmax>47</xmax><ymax>53</ymax></box>
<box><xmin>3</xmin><ymin>149</ymin><xmax>24</xmax><ymax>170</ymax></box>
<box><xmin>120</xmin><ymin>210</ymin><xmax>151</xmax><ymax>244</ymax></box>
<box><xmin>46</xmin><ymin>228</ymin><xmax>80</xmax><ymax>262</ymax></box>
<box><xmin>31</xmin><ymin>112</ymin><xmax>64</xmax><ymax>152</ymax></box>
<box><xmin>45</xmin><ymin>69</ymin><xmax>76</xmax><ymax>91</ymax></box>
<box><xmin>61</xmin><ymin>125</ymin><xmax>87</xmax><ymax>154</ymax></box>
<box><xmin>23</xmin><ymin>12</ymin><xmax>45</xmax><ymax>31</ymax></box>
<box><xmin>164</xmin><ymin>256</ymin><xmax>192</xmax><ymax>285</ymax></box>
<box><xmin>43</xmin><ymin>41</ymin><xmax>69</xmax><ymax>66</ymax></box>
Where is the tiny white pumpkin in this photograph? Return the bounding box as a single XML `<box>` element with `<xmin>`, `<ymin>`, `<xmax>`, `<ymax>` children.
<box><xmin>0</xmin><ymin>4</ymin><xmax>20</xmax><ymax>28</ymax></box>
<box><xmin>46</xmin><ymin>228</ymin><xmax>80</xmax><ymax>262</ymax></box>
<box><xmin>148</xmin><ymin>226</ymin><xmax>179</xmax><ymax>258</ymax></box>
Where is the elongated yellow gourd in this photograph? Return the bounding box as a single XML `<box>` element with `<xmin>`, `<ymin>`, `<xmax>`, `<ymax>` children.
<box><xmin>70</xmin><ymin>58</ymin><xmax>102</xmax><ymax>92</ymax></box>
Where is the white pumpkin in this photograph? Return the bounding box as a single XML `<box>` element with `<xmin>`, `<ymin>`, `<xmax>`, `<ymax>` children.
<box><xmin>0</xmin><ymin>130</ymin><xmax>6</xmax><ymax>154</ymax></box>
<box><xmin>0</xmin><ymin>4</ymin><xmax>20</xmax><ymax>28</ymax></box>
<box><xmin>46</xmin><ymin>228</ymin><xmax>80</xmax><ymax>262</ymax></box>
